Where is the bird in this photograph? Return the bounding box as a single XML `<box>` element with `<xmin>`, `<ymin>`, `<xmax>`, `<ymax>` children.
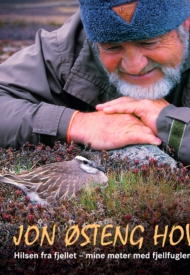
<box><xmin>0</xmin><ymin>156</ymin><xmax>108</xmax><ymax>205</ymax></box>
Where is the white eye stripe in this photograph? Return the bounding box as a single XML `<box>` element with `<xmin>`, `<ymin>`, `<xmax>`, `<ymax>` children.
<box><xmin>74</xmin><ymin>156</ymin><xmax>90</xmax><ymax>162</ymax></box>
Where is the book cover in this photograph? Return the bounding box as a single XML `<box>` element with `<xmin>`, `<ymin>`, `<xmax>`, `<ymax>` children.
<box><xmin>0</xmin><ymin>1</ymin><xmax>190</xmax><ymax>274</ymax></box>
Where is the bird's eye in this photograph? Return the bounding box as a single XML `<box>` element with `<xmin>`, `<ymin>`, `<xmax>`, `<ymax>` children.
<box><xmin>83</xmin><ymin>161</ymin><xmax>88</xmax><ymax>165</ymax></box>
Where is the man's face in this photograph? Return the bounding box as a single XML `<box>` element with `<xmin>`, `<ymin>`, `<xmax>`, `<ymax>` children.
<box><xmin>97</xmin><ymin>28</ymin><xmax>189</xmax><ymax>99</ymax></box>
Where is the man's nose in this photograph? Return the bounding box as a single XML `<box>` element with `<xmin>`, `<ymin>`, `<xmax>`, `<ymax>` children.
<box><xmin>120</xmin><ymin>43</ymin><xmax>148</xmax><ymax>75</ymax></box>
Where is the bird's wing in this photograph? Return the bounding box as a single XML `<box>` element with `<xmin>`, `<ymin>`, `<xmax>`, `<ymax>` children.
<box><xmin>53</xmin><ymin>173</ymin><xmax>85</xmax><ymax>202</ymax></box>
<box><xmin>0</xmin><ymin>159</ymin><xmax>108</xmax><ymax>204</ymax></box>
<box><xmin>0</xmin><ymin>161</ymin><xmax>69</xmax><ymax>188</ymax></box>
<box><xmin>0</xmin><ymin>174</ymin><xmax>33</xmax><ymax>194</ymax></box>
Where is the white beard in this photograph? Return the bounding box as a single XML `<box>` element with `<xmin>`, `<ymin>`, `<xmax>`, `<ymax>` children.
<box><xmin>109</xmin><ymin>65</ymin><xmax>182</xmax><ymax>100</ymax></box>
<box><xmin>106</xmin><ymin>28</ymin><xmax>189</xmax><ymax>100</ymax></box>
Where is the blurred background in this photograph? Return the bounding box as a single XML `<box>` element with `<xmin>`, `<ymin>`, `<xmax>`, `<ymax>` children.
<box><xmin>0</xmin><ymin>0</ymin><xmax>79</xmax><ymax>62</ymax></box>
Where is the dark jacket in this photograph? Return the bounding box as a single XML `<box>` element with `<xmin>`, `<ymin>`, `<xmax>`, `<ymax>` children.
<box><xmin>0</xmin><ymin>11</ymin><xmax>190</xmax><ymax>164</ymax></box>
<box><xmin>0</xmin><ymin>11</ymin><xmax>118</xmax><ymax>148</ymax></box>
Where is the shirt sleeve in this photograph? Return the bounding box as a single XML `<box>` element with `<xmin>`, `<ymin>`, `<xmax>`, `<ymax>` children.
<box><xmin>0</xmin><ymin>28</ymin><xmax>76</xmax><ymax>149</ymax></box>
<box><xmin>157</xmin><ymin>104</ymin><xmax>190</xmax><ymax>165</ymax></box>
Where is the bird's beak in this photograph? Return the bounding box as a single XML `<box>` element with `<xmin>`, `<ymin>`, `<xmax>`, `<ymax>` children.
<box><xmin>97</xmin><ymin>166</ymin><xmax>106</xmax><ymax>173</ymax></box>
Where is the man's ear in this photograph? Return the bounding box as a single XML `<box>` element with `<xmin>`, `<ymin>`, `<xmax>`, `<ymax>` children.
<box><xmin>183</xmin><ymin>17</ymin><xmax>190</xmax><ymax>30</ymax></box>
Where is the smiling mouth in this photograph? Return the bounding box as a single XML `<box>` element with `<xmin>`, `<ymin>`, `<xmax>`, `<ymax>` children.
<box><xmin>117</xmin><ymin>67</ymin><xmax>165</xmax><ymax>86</ymax></box>
<box><xmin>137</xmin><ymin>68</ymin><xmax>156</xmax><ymax>76</ymax></box>
<box><xmin>117</xmin><ymin>63</ymin><xmax>160</xmax><ymax>77</ymax></box>
<box><xmin>118</xmin><ymin>69</ymin><xmax>156</xmax><ymax>80</ymax></box>
<box><xmin>124</xmin><ymin>67</ymin><xmax>158</xmax><ymax>77</ymax></box>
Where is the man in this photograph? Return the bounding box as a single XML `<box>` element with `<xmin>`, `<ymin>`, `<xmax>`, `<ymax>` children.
<box><xmin>0</xmin><ymin>0</ymin><xmax>190</xmax><ymax>164</ymax></box>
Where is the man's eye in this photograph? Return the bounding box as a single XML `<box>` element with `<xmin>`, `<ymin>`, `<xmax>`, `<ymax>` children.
<box><xmin>139</xmin><ymin>41</ymin><xmax>159</xmax><ymax>48</ymax></box>
<box><xmin>141</xmin><ymin>42</ymin><xmax>156</xmax><ymax>45</ymax></box>
<box><xmin>104</xmin><ymin>45</ymin><xmax>122</xmax><ymax>52</ymax></box>
<box><xmin>98</xmin><ymin>43</ymin><xmax>122</xmax><ymax>52</ymax></box>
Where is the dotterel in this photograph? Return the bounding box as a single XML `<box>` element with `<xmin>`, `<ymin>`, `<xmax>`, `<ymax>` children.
<box><xmin>0</xmin><ymin>156</ymin><xmax>108</xmax><ymax>204</ymax></box>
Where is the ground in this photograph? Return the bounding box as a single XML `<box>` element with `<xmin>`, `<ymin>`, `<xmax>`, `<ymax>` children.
<box><xmin>0</xmin><ymin>0</ymin><xmax>78</xmax><ymax>62</ymax></box>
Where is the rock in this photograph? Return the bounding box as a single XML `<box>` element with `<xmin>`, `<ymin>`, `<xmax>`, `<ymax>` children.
<box><xmin>107</xmin><ymin>144</ymin><xmax>177</xmax><ymax>170</ymax></box>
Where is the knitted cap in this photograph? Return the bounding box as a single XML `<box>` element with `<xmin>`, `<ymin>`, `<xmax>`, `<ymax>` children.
<box><xmin>78</xmin><ymin>0</ymin><xmax>190</xmax><ymax>42</ymax></box>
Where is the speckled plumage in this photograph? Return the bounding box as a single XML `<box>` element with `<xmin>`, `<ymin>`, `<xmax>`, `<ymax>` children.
<box><xmin>0</xmin><ymin>156</ymin><xmax>108</xmax><ymax>205</ymax></box>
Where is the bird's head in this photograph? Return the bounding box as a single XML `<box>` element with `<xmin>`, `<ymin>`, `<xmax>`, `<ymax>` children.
<box><xmin>74</xmin><ymin>156</ymin><xmax>106</xmax><ymax>174</ymax></box>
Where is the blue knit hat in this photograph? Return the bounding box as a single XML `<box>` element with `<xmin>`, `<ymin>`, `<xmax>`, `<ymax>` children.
<box><xmin>78</xmin><ymin>0</ymin><xmax>190</xmax><ymax>42</ymax></box>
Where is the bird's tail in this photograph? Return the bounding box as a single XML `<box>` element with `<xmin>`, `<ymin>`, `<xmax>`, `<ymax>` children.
<box><xmin>0</xmin><ymin>174</ymin><xmax>31</xmax><ymax>194</ymax></box>
<box><xmin>0</xmin><ymin>174</ymin><xmax>15</xmax><ymax>184</ymax></box>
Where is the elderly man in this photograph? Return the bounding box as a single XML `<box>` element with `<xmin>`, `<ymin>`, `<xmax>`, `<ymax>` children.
<box><xmin>0</xmin><ymin>0</ymin><xmax>190</xmax><ymax>164</ymax></box>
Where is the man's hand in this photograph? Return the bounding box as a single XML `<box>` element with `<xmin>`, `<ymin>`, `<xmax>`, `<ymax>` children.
<box><xmin>69</xmin><ymin>111</ymin><xmax>161</xmax><ymax>150</ymax></box>
<box><xmin>96</xmin><ymin>97</ymin><xmax>169</xmax><ymax>135</ymax></box>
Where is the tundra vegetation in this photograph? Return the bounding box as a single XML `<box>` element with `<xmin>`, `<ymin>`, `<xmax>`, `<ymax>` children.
<box><xmin>0</xmin><ymin>141</ymin><xmax>190</xmax><ymax>274</ymax></box>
